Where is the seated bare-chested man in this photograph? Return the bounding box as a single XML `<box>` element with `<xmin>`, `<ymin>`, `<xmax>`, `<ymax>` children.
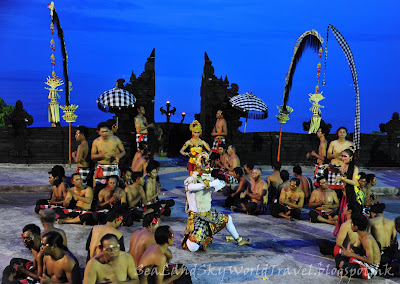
<box><xmin>2</xmin><ymin>224</ymin><xmax>43</xmax><ymax>283</ymax></box>
<box><xmin>40</xmin><ymin>209</ymin><xmax>68</xmax><ymax>247</ymax></box>
<box><xmin>270</xmin><ymin>178</ymin><xmax>304</xmax><ymax>221</ymax></box>
<box><xmin>217</xmin><ymin>145</ymin><xmax>240</xmax><ymax>184</ymax></box>
<box><xmin>57</xmin><ymin>173</ymin><xmax>95</xmax><ymax>225</ymax></box>
<box><xmin>231</xmin><ymin>168</ymin><xmax>268</xmax><ymax>215</ymax></box>
<box><xmin>267</xmin><ymin>161</ymin><xmax>283</xmax><ymax>204</ymax></box>
<box><xmin>40</xmin><ymin>231</ymin><xmax>81</xmax><ymax>284</ymax></box>
<box><xmin>72</xmin><ymin>125</ymin><xmax>91</xmax><ymax>186</ymax></box>
<box><xmin>214</xmin><ymin>143</ymin><xmax>229</xmax><ymax>170</ymax></box>
<box><xmin>131</xmin><ymin>141</ymin><xmax>147</xmax><ymax>172</ymax></box>
<box><xmin>84</xmin><ymin>233</ymin><xmax>139</xmax><ymax>284</ymax></box>
<box><xmin>308</xmin><ymin>177</ymin><xmax>339</xmax><ymax>225</ymax></box>
<box><xmin>292</xmin><ymin>165</ymin><xmax>311</xmax><ymax>204</ymax></box>
<box><xmin>335</xmin><ymin>214</ymin><xmax>381</xmax><ymax>279</ymax></box>
<box><xmin>86</xmin><ymin>208</ymin><xmax>125</xmax><ymax>260</ymax></box>
<box><xmin>129</xmin><ymin>214</ymin><xmax>172</xmax><ymax>268</ymax></box>
<box><xmin>35</xmin><ymin>165</ymin><xmax>69</xmax><ymax>215</ymax></box>
<box><xmin>91</xmin><ymin>122</ymin><xmax>126</xmax><ymax>185</ymax></box>
<box><xmin>131</xmin><ymin>148</ymin><xmax>151</xmax><ymax>175</ymax></box>
<box><xmin>326</xmin><ymin>126</ymin><xmax>354</xmax><ymax>190</ymax></box>
<box><xmin>363</xmin><ymin>173</ymin><xmax>379</xmax><ymax>207</ymax></box>
<box><xmin>369</xmin><ymin>203</ymin><xmax>400</xmax><ymax>275</ymax></box>
<box><xmin>138</xmin><ymin>226</ymin><xmax>186</xmax><ymax>284</ymax></box>
<box><xmin>224</xmin><ymin>167</ymin><xmax>248</xmax><ymax>207</ymax></box>
<box><xmin>275</xmin><ymin>170</ymin><xmax>290</xmax><ymax>200</ymax></box>
<box><xmin>144</xmin><ymin>164</ymin><xmax>174</xmax><ymax>216</ymax></box>
<box><xmin>97</xmin><ymin>175</ymin><xmax>126</xmax><ymax>210</ymax></box>
<box><xmin>307</xmin><ymin>125</ymin><xmax>329</xmax><ymax>184</ymax></box>
<box><xmin>319</xmin><ymin>202</ymin><xmax>362</xmax><ymax>256</ymax></box>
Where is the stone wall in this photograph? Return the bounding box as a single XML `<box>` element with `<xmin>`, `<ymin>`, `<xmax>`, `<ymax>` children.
<box><xmin>0</xmin><ymin>126</ymin><xmax>398</xmax><ymax>167</ymax></box>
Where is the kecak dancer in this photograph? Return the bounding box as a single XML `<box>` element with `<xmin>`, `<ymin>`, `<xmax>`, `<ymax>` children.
<box><xmin>180</xmin><ymin>120</ymin><xmax>211</xmax><ymax>175</ymax></box>
<box><xmin>210</xmin><ymin>110</ymin><xmax>227</xmax><ymax>165</ymax></box>
<box><xmin>181</xmin><ymin>153</ymin><xmax>250</xmax><ymax>252</ymax></box>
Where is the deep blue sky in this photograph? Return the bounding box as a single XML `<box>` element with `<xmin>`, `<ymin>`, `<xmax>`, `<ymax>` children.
<box><xmin>0</xmin><ymin>0</ymin><xmax>399</xmax><ymax>134</ymax></box>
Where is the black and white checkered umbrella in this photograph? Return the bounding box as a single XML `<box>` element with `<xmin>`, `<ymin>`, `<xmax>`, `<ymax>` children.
<box><xmin>229</xmin><ymin>90</ymin><xmax>268</xmax><ymax>132</ymax></box>
<box><xmin>97</xmin><ymin>87</ymin><xmax>136</xmax><ymax>113</ymax></box>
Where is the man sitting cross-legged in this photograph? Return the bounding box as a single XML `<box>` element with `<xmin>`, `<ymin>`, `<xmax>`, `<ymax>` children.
<box><xmin>368</xmin><ymin>203</ymin><xmax>400</xmax><ymax>276</ymax></box>
<box><xmin>214</xmin><ymin>143</ymin><xmax>229</xmax><ymax>170</ymax></box>
<box><xmin>2</xmin><ymin>224</ymin><xmax>43</xmax><ymax>283</ymax></box>
<box><xmin>124</xmin><ymin>171</ymin><xmax>154</xmax><ymax>223</ymax></box>
<box><xmin>40</xmin><ymin>231</ymin><xmax>82</xmax><ymax>284</ymax></box>
<box><xmin>266</xmin><ymin>161</ymin><xmax>283</xmax><ymax>205</ymax></box>
<box><xmin>318</xmin><ymin>202</ymin><xmax>362</xmax><ymax>257</ymax></box>
<box><xmin>129</xmin><ymin>214</ymin><xmax>172</xmax><ymax>269</ymax></box>
<box><xmin>308</xmin><ymin>176</ymin><xmax>339</xmax><ymax>225</ymax></box>
<box><xmin>138</xmin><ymin>226</ymin><xmax>190</xmax><ymax>284</ymax></box>
<box><xmin>97</xmin><ymin>175</ymin><xmax>127</xmax><ymax>210</ymax></box>
<box><xmin>144</xmin><ymin>164</ymin><xmax>175</xmax><ymax>217</ymax></box>
<box><xmin>84</xmin><ymin>233</ymin><xmax>139</xmax><ymax>284</ymax></box>
<box><xmin>132</xmin><ymin>148</ymin><xmax>152</xmax><ymax>176</ymax></box>
<box><xmin>230</xmin><ymin>167</ymin><xmax>268</xmax><ymax>215</ymax></box>
<box><xmin>224</xmin><ymin>167</ymin><xmax>248</xmax><ymax>207</ymax></box>
<box><xmin>270</xmin><ymin>177</ymin><xmax>304</xmax><ymax>221</ymax></box>
<box><xmin>57</xmin><ymin>173</ymin><xmax>95</xmax><ymax>225</ymax></box>
<box><xmin>335</xmin><ymin>213</ymin><xmax>381</xmax><ymax>279</ymax></box>
<box><xmin>86</xmin><ymin>207</ymin><xmax>125</xmax><ymax>262</ymax></box>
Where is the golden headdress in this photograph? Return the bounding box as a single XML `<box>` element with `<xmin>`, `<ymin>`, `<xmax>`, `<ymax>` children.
<box><xmin>189</xmin><ymin>120</ymin><xmax>202</xmax><ymax>134</ymax></box>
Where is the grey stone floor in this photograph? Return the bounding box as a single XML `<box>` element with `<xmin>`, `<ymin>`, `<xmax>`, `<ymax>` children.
<box><xmin>0</xmin><ymin>160</ymin><xmax>400</xmax><ymax>283</ymax></box>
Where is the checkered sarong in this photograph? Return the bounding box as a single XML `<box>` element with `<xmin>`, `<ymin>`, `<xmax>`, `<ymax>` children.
<box><xmin>94</xmin><ymin>164</ymin><xmax>119</xmax><ymax>184</ymax></box>
<box><xmin>185</xmin><ymin>208</ymin><xmax>229</xmax><ymax>249</ymax></box>
<box><xmin>136</xmin><ymin>133</ymin><xmax>148</xmax><ymax>149</ymax></box>
<box><xmin>313</xmin><ymin>163</ymin><xmax>325</xmax><ymax>184</ymax></box>
<box><xmin>77</xmin><ymin>167</ymin><xmax>90</xmax><ymax>185</ymax></box>
<box><xmin>211</xmin><ymin>137</ymin><xmax>225</xmax><ymax>153</ymax></box>
<box><xmin>327</xmin><ymin>164</ymin><xmax>343</xmax><ymax>189</ymax></box>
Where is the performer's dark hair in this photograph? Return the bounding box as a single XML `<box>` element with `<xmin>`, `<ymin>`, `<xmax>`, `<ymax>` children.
<box><xmin>245</xmin><ymin>163</ymin><xmax>254</xmax><ymax>170</ymax></box>
<box><xmin>42</xmin><ymin>231</ymin><xmax>68</xmax><ymax>251</ymax></box>
<box><xmin>358</xmin><ymin>172</ymin><xmax>367</xmax><ymax>180</ymax></box>
<box><xmin>100</xmin><ymin>233</ymin><xmax>118</xmax><ymax>247</ymax></box>
<box><xmin>320</xmin><ymin>124</ymin><xmax>330</xmax><ymax>136</ymax></box>
<box><xmin>272</xmin><ymin>161</ymin><xmax>281</xmax><ymax>171</ymax></box>
<box><xmin>71</xmin><ymin>172</ymin><xmax>81</xmax><ymax>181</ymax></box>
<box><xmin>336</xmin><ymin>126</ymin><xmax>348</xmax><ymax>134</ymax></box>
<box><xmin>131</xmin><ymin>171</ymin><xmax>142</xmax><ymax>182</ymax></box>
<box><xmin>316</xmin><ymin>176</ymin><xmax>326</xmax><ymax>186</ymax></box>
<box><xmin>347</xmin><ymin>202</ymin><xmax>361</xmax><ymax>215</ymax></box>
<box><xmin>108</xmin><ymin>175</ymin><xmax>119</xmax><ymax>183</ymax></box>
<box><xmin>280</xmin><ymin>170</ymin><xmax>289</xmax><ymax>182</ymax></box>
<box><xmin>40</xmin><ymin>209</ymin><xmax>56</xmax><ymax>223</ymax></box>
<box><xmin>370</xmin><ymin>203</ymin><xmax>386</xmax><ymax>214</ymax></box>
<box><xmin>291</xmin><ymin>177</ymin><xmax>300</xmax><ymax>187</ymax></box>
<box><xmin>351</xmin><ymin>213</ymin><xmax>368</xmax><ymax>231</ymax></box>
<box><xmin>366</xmin><ymin>174</ymin><xmax>376</xmax><ymax>183</ymax></box>
<box><xmin>77</xmin><ymin>125</ymin><xmax>88</xmax><ymax>138</ymax></box>
<box><xmin>395</xmin><ymin>217</ymin><xmax>400</xmax><ymax>229</ymax></box>
<box><xmin>155</xmin><ymin>225</ymin><xmax>172</xmax><ymax>245</ymax></box>
<box><xmin>49</xmin><ymin>165</ymin><xmax>65</xmax><ymax>187</ymax></box>
<box><xmin>218</xmin><ymin>143</ymin><xmax>227</xmax><ymax>150</ymax></box>
<box><xmin>106</xmin><ymin>119</ymin><xmax>117</xmax><ymax>130</ymax></box>
<box><xmin>97</xmin><ymin>122</ymin><xmax>109</xmax><ymax>130</ymax></box>
<box><xmin>146</xmin><ymin>162</ymin><xmax>158</xmax><ymax>174</ymax></box>
<box><xmin>142</xmin><ymin>213</ymin><xmax>159</xmax><ymax>228</ymax></box>
<box><xmin>107</xmin><ymin>206</ymin><xmax>124</xmax><ymax>222</ymax></box>
<box><xmin>23</xmin><ymin>224</ymin><xmax>41</xmax><ymax>236</ymax></box>
<box><xmin>228</xmin><ymin>145</ymin><xmax>236</xmax><ymax>152</ymax></box>
<box><xmin>138</xmin><ymin>141</ymin><xmax>147</xmax><ymax>150</ymax></box>
<box><xmin>293</xmin><ymin>165</ymin><xmax>302</xmax><ymax>175</ymax></box>
<box><xmin>233</xmin><ymin>167</ymin><xmax>243</xmax><ymax>177</ymax></box>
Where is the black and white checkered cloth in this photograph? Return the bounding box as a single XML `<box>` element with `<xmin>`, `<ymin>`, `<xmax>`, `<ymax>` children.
<box><xmin>326</xmin><ymin>25</ymin><xmax>361</xmax><ymax>151</ymax></box>
<box><xmin>97</xmin><ymin>88</ymin><xmax>136</xmax><ymax>111</ymax></box>
<box><xmin>229</xmin><ymin>92</ymin><xmax>268</xmax><ymax>119</ymax></box>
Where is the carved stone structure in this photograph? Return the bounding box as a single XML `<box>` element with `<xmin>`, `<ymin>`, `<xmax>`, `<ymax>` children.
<box><xmin>124</xmin><ymin>48</ymin><xmax>156</xmax><ymax>123</ymax></box>
<box><xmin>199</xmin><ymin>52</ymin><xmax>243</xmax><ymax>144</ymax></box>
<box><xmin>379</xmin><ymin>112</ymin><xmax>400</xmax><ymax>165</ymax></box>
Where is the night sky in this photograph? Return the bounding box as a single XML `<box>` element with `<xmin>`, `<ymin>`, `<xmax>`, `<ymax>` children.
<box><xmin>0</xmin><ymin>0</ymin><xmax>399</xmax><ymax>134</ymax></box>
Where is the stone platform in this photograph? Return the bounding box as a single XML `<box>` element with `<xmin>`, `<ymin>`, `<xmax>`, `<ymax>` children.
<box><xmin>0</xmin><ymin>160</ymin><xmax>400</xmax><ymax>283</ymax></box>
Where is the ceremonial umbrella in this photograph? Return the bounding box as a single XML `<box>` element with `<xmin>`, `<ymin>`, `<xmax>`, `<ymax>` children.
<box><xmin>97</xmin><ymin>87</ymin><xmax>136</xmax><ymax>113</ymax></box>
<box><xmin>229</xmin><ymin>90</ymin><xmax>268</xmax><ymax>133</ymax></box>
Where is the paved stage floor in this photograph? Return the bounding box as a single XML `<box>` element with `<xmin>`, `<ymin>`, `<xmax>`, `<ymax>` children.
<box><xmin>0</xmin><ymin>160</ymin><xmax>400</xmax><ymax>283</ymax></box>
